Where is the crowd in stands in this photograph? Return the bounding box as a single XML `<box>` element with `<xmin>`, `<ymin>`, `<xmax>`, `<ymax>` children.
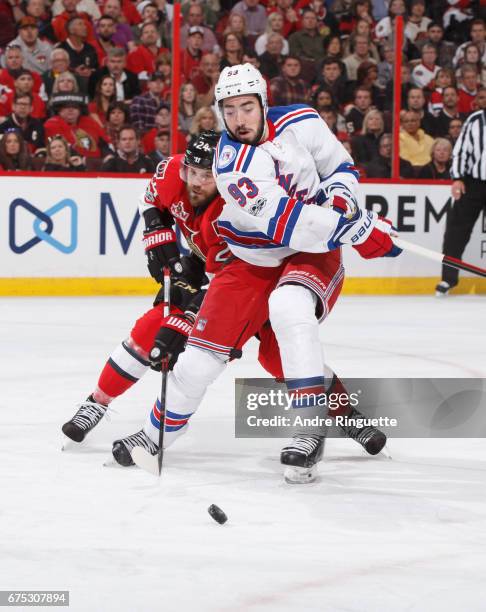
<box><xmin>0</xmin><ymin>0</ymin><xmax>485</xmax><ymax>178</ymax></box>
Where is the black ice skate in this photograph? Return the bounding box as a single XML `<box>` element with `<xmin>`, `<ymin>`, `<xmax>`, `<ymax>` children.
<box><xmin>112</xmin><ymin>430</ymin><xmax>158</xmax><ymax>467</ymax></box>
<box><xmin>338</xmin><ymin>408</ymin><xmax>386</xmax><ymax>455</ymax></box>
<box><xmin>435</xmin><ymin>281</ymin><xmax>455</xmax><ymax>297</ymax></box>
<box><xmin>280</xmin><ymin>434</ymin><xmax>325</xmax><ymax>484</ymax></box>
<box><xmin>62</xmin><ymin>396</ymin><xmax>107</xmax><ymax>443</ymax></box>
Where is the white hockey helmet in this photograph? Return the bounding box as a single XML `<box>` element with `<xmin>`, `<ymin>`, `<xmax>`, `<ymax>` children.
<box><xmin>215</xmin><ymin>63</ymin><xmax>268</xmax><ymax>124</ymax></box>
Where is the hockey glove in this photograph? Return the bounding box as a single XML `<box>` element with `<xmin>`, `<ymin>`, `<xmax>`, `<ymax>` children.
<box><xmin>330</xmin><ymin>209</ymin><xmax>402</xmax><ymax>259</ymax></box>
<box><xmin>143</xmin><ymin>224</ymin><xmax>183</xmax><ymax>283</ymax></box>
<box><xmin>149</xmin><ymin>313</ymin><xmax>194</xmax><ymax>371</ymax></box>
<box><xmin>315</xmin><ymin>183</ymin><xmax>358</xmax><ymax>219</ymax></box>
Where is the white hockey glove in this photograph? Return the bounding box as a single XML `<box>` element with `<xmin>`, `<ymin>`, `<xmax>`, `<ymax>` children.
<box><xmin>315</xmin><ymin>183</ymin><xmax>358</xmax><ymax>220</ymax></box>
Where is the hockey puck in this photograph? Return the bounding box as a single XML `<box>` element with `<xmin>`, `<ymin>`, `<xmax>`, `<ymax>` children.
<box><xmin>208</xmin><ymin>504</ymin><xmax>227</xmax><ymax>525</ymax></box>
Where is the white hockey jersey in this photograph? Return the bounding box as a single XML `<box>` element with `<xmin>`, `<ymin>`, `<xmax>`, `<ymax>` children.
<box><xmin>214</xmin><ymin>104</ymin><xmax>360</xmax><ymax>267</ymax></box>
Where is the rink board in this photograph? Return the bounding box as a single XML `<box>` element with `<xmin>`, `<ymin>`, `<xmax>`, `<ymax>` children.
<box><xmin>0</xmin><ymin>175</ymin><xmax>485</xmax><ymax>295</ymax></box>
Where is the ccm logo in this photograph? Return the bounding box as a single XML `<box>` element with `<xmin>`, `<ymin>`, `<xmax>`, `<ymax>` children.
<box><xmin>350</xmin><ymin>212</ymin><xmax>372</xmax><ymax>244</ymax></box>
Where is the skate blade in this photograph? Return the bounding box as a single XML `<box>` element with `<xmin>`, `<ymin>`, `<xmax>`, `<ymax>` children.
<box><xmin>284</xmin><ymin>465</ymin><xmax>318</xmax><ymax>484</ymax></box>
<box><xmin>380</xmin><ymin>445</ymin><xmax>393</xmax><ymax>460</ymax></box>
<box><xmin>131</xmin><ymin>446</ymin><xmax>160</xmax><ymax>476</ymax></box>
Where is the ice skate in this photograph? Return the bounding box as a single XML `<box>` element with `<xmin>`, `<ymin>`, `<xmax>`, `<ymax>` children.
<box><xmin>112</xmin><ymin>429</ymin><xmax>158</xmax><ymax>467</ymax></box>
<box><xmin>62</xmin><ymin>396</ymin><xmax>107</xmax><ymax>443</ymax></box>
<box><xmin>435</xmin><ymin>281</ymin><xmax>453</xmax><ymax>297</ymax></box>
<box><xmin>338</xmin><ymin>408</ymin><xmax>387</xmax><ymax>455</ymax></box>
<box><xmin>280</xmin><ymin>434</ymin><xmax>325</xmax><ymax>484</ymax></box>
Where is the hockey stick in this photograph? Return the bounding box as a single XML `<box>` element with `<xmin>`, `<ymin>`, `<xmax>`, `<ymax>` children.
<box><xmin>131</xmin><ymin>267</ymin><xmax>171</xmax><ymax>476</ymax></box>
<box><xmin>392</xmin><ymin>237</ymin><xmax>486</xmax><ymax>278</ymax></box>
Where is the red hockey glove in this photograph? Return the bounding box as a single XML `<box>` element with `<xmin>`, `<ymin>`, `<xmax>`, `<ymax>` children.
<box><xmin>353</xmin><ymin>216</ymin><xmax>402</xmax><ymax>259</ymax></box>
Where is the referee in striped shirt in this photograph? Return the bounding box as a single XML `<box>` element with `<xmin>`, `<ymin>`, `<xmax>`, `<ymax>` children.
<box><xmin>436</xmin><ymin>87</ymin><xmax>486</xmax><ymax>296</ymax></box>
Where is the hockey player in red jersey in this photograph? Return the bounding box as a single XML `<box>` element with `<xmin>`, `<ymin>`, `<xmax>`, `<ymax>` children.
<box><xmin>62</xmin><ymin>132</ymin><xmax>229</xmax><ymax>443</ymax></box>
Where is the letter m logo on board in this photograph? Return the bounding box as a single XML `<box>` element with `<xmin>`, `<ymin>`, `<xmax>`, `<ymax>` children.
<box><xmin>99</xmin><ymin>192</ymin><xmax>140</xmax><ymax>255</ymax></box>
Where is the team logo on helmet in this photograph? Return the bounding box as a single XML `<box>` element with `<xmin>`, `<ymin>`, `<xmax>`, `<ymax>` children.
<box><xmin>218</xmin><ymin>145</ymin><xmax>237</xmax><ymax>169</ymax></box>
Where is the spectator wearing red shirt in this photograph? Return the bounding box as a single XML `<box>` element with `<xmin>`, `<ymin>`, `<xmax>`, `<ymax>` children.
<box><xmin>272</xmin><ymin>0</ymin><xmax>300</xmax><ymax>39</ymax></box>
<box><xmin>141</xmin><ymin>103</ymin><xmax>186</xmax><ymax>154</ymax></box>
<box><xmin>181</xmin><ymin>26</ymin><xmax>204</xmax><ymax>82</ymax></box>
<box><xmin>457</xmin><ymin>64</ymin><xmax>479</xmax><ymax>114</ymax></box>
<box><xmin>0</xmin><ymin>44</ymin><xmax>43</xmax><ymax>95</ymax></box>
<box><xmin>0</xmin><ymin>70</ymin><xmax>46</xmax><ymax>119</ymax></box>
<box><xmin>44</xmin><ymin>93</ymin><xmax>111</xmax><ymax>158</ymax></box>
<box><xmin>0</xmin><ymin>0</ymin><xmax>20</xmax><ymax>47</ymax></box>
<box><xmin>52</xmin><ymin>0</ymin><xmax>97</xmax><ymax>46</ymax></box>
<box><xmin>192</xmin><ymin>53</ymin><xmax>220</xmax><ymax>107</ymax></box>
<box><xmin>95</xmin><ymin>15</ymin><xmax>121</xmax><ymax>65</ymax></box>
<box><xmin>126</xmin><ymin>22</ymin><xmax>168</xmax><ymax>81</ymax></box>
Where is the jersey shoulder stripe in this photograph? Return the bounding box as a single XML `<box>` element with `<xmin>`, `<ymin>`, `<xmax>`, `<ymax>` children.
<box><xmin>216</xmin><ymin>220</ymin><xmax>281</xmax><ymax>249</ymax></box>
<box><xmin>268</xmin><ymin>105</ymin><xmax>320</xmax><ymax>136</ymax></box>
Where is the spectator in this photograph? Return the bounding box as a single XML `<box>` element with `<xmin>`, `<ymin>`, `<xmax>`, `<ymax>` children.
<box><xmin>406</xmin><ymin>87</ymin><xmax>436</xmax><ymax>136</ymax></box>
<box><xmin>181</xmin><ymin>26</ymin><xmax>204</xmax><ymax>82</ymax></box>
<box><xmin>318</xmin><ymin>105</ymin><xmax>347</xmax><ymax>141</ymax></box>
<box><xmin>322</xmin><ymin>34</ymin><xmax>345</xmax><ymax>66</ymax></box>
<box><xmin>343</xmin><ymin>34</ymin><xmax>377</xmax><ymax>81</ymax></box>
<box><xmin>101</xmin><ymin>125</ymin><xmax>155</xmax><ymax>173</ymax></box>
<box><xmin>289</xmin><ymin>9</ymin><xmax>326</xmax><ymax>64</ymax></box>
<box><xmin>231</xmin><ymin>0</ymin><xmax>267</xmax><ymax>38</ymax></box>
<box><xmin>375</xmin><ymin>0</ymin><xmax>407</xmax><ymax>41</ymax></box>
<box><xmin>133</xmin><ymin>3</ymin><xmax>170</xmax><ymax>51</ymax></box>
<box><xmin>314</xmin><ymin>58</ymin><xmax>349</xmax><ymax>105</ymax></box>
<box><xmin>102</xmin><ymin>0</ymin><xmax>135</xmax><ymax>51</ymax></box>
<box><xmin>365</xmin><ymin>132</ymin><xmax>414</xmax><ymax>178</ymax></box>
<box><xmin>342</xmin><ymin>21</ymin><xmax>380</xmax><ymax>62</ymax></box>
<box><xmin>90</xmin><ymin>48</ymin><xmax>140</xmax><ymax>102</ymax></box>
<box><xmin>52</xmin><ymin>0</ymin><xmax>96</xmax><ymax>45</ymax></box>
<box><xmin>24</xmin><ymin>0</ymin><xmax>53</xmax><ymax>42</ymax></box>
<box><xmin>338</xmin><ymin>0</ymin><xmax>375</xmax><ymax>38</ymax></box>
<box><xmin>415</xmin><ymin>22</ymin><xmax>456</xmax><ymax>70</ymax></box>
<box><xmin>220</xmin><ymin>33</ymin><xmax>245</xmax><ymax>70</ymax></box>
<box><xmin>255</xmin><ymin>12</ymin><xmax>289</xmax><ymax>56</ymax></box>
<box><xmin>0</xmin><ymin>0</ymin><xmax>19</xmax><ymax>47</ymax></box>
<box><xmin>312</xmin><ymin>87</ymin><xmax>338</xmax><ymax>111</ymax></box>
<box><xmin>105</xmin><ymin>100</ymin><xmax>129</xmax><ymax>147</ymax></box>
<box><xmin>1</xmin><ymin>70</ymin><xmax>46</xmax><ymax>120</ymax></box>
<box><xmin>58</xmin><ymin>15</ymin><xmax>99</xmax><ymax>85</ymax></box>
<box><xmin>428</xmin><ymin>68</ymin><xmax>455</xmax><ymax>116</ymax></box>
<box><xmin>51</xmin><ymin>71</ymin><xmax>79</xmax><ymax>95</ymax></box>
<box><xmin>44</xmin><ymin>92</ymin><xmax>111</xmax><ymax>158</ymax></box>
<box><xmin>130</xmin><ymin>71</ymin><xmax>166</xmax><ymax>133</ymax></box>
<box><xmin>181</xmin><ymin>1</ymin><xmax>216</xmax><ymax>30</ymax></box>
<box><xmin>89</xmin><ymin>75</ymin><xmax>116</xmax><ymax>127</ymax></box>
<box><xmin>270</xmin><ymin>55</ymin><xmax>309</xmax><ymax>106</ymax></box>
<box><xmin>433</xmin><ymin>86</ymin><xmax>462</xmax><ymax>137</ymax></box>
<box><xmin>95</xmin><ymin>15</ymin><xmax>119</xmax><ymax>64</ymax></box>
<box><xmin>257</xmin><ymin>33</ymin><xmax>285</xmax><ymax>80</ymax></box>
<box><xmin>180</xmin><ymin>2</ymin><xmax>219</xmax><ymax>53</ymax></box>
<box><xmin>453</xmin><ymin>19</ymin><xmax>486</xmax><ymax>67</ymax></box>
<box><xmin>192</xmin><ymin>53</ymin><xmax>220</xmax><ymax>107</ymax></box>
<box><xmin>0</xmin><ymin>130</ymin><xmax>33</xmax><ymax>171</ymax></box>
<box><xmin>126</xmin><ymin>21</ymin><xmax>167</xmax><ymax>80</ymax></box>
<box><xmin>9</xmin><ymin>16</ymin><xmax>53</xmax><ymax>75</ymax></box>
<box><xmin>154</xmin><ymin>53</ymin><xmax>172</xmax><ymax>101</ymax></box>
<box><xmin>447</xmin><ymin>117</ymin><xmax>463</xmax><ymax>146</ymax></box>
<box><xmin>458</xmin><ymin>43</ymin><xmax>486</xmax><ymax>86</ymax></box>
<box><xmin>404</xmin><ymin>0</ymin><xmax>431</xmax><ymax>43</ymax></box>
<box><xmin>0</xmin><ymin>44</ymin><xmax>44</xmax><ymax>96</ymax></box>
<box><xmin>351</xmin><ymin>108</ymin><xmax>385</xmax><ymax>163</ymax></box>
<box><xmin>303</xmin><ymin>0</ymin><xmax>339</xmax><ymax>37</ymax></box>
<box><xmin>188</xmin><ymin>106</ymin><xmax>219</xmax><ymax>145</ymax></box>
<box><xmin>355</xmin><ymin>60</ymin><xmax>384</xmax><ymax>109</ymax></box>
<box><xmin>411</xmin><ymin>44</ymin><xmax>440</xmax><ymax>91</ymax></box>
<box><xmin>399</xmin><ymin>109</ymin><xmax>434</xmax><ymax>166</ymax></box>
<box><xmin>43</xmin><ymin>134</ymin><xmax>86</xmax><ymax>171</ymax></box>
<box><xmin>457</xmin><ymin>64</ymin><xmax>480</xmax><ymax>114</ymax></box>
<box><xmin>376</xmin><ymin>42</ymin><xmax>393</xmax><ymax>89</ymax></box>
<box><xmin>344</xmin><ymin>86</ymin><xmax>373</xmax><ymax>134</ymax></box>
<box><xmin>472</xmin><ymin>86</ymin><xmax>486</xmax><ymax>112</ymax></box>
<box><xmin>51</xmin><ymin>0</ymin><xmax>100</xmax><ymax>20</ymax></box>
<box><xmin>43</xmin><ymin>49</ymin><xmax>72</xmax><ymax>98</ymax></box>
<box><xmin>274</xmin><ymin>0</ymin><xmax>300</xmax><ymax>39</ymax></box>
<box><xmin>222</xmin><ymin>12</ymin><xmax>250</xmax><ymax>50</ymax></box>
<box><xmin>178</xmin><ymin>82</ymin><xmax>200</xmax><ymax>133</ymax></box>
<box><xmin>0</xmin><ymin>92</ymin><xmax>45</xmax><ymax>153</ymax></box>
<box><xmin>148</xmin><ymin>129</ymin><xmax>170</xmax><ymax>165</ymax></box>
<box><xmin>418</xmin><ymin>138</ymin><xmax>452</xmax><ymax>179</ymax></box>
<box><xmin>141</xmin><ymin>102</ymin><xmax>170</xmax><ymax>153</ymax></box>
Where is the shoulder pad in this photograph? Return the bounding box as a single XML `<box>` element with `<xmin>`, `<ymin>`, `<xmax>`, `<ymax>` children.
<box><xmin>215</xmin><ymin>131</ymin><xmax>257</xmax><ymax>175</ymax></box>
<box><xmin>268</xmin><ymin>105</ymin><xmax>320</xmax><ymax>136</ymax></box>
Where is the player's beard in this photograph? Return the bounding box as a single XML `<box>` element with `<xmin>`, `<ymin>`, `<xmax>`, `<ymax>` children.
<box><xmin>229</xmin><ymin>116</ymin><xmax>265</xmax><ymax>145</ymax></box>
<box><xmin>188</xmin><ymin>185</ymin><xmax>217</xmax><ymax>208</ymax></box>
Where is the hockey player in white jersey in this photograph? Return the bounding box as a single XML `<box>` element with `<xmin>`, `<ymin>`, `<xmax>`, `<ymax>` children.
<box><xmin>131</xmin><ymin>64</ymin><xmax>399</xmax><ymax>483</ymax></box>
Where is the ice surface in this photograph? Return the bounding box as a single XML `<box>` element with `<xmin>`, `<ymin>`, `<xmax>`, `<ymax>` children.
<box><xmin>1</xmin><ymin>296</ymin><xmax>485</xmax><ymax>612</ymax></box>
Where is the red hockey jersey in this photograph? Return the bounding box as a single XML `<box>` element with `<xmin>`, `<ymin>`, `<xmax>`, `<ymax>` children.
<box><xmin>140</xmin><ymin>154</ymin><xmax>230</xmax><ymax>274</ymax></box>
